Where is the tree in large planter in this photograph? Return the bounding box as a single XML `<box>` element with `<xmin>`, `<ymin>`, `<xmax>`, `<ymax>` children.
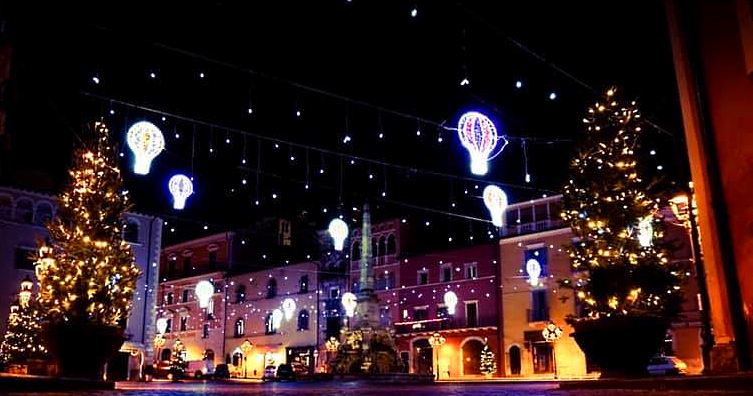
<box><xmin>561</xmin><ymin>89</ymin><xmax>685</xmax><ymax>377</ymax></box>
<box><xmin>35</xmin><ymin>121</ymin><xmax>140</xmax><ymax>379</ymax></box>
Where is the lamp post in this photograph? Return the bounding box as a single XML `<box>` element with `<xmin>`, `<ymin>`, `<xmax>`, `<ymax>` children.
<box><xmin>325</xmin><ymin>336</ymin><xmax>340</xmax><ymax>373</ymax></box>
<box><xmin>542</xmin><ymin>322</ymin><xmax>563</xmax><ymax>379</ymax></box>
<box><xmin>428</xmin><ymin>332</ymin><xmax>446</xmax><ymax>381</ymax></box>
<box><xmin>240</xmin><ymin>339</ymin><xmax>253</xmax><ymax>379</ymax></box>
<box><xmin>671</xmin><ymin>187</ymin><xmax>714</xmax><ymax>373</ymax></box>
<box><xmin>154</xmin><ymin>334</ymin><xmax>166</xmax><ymax>362</ymax></box>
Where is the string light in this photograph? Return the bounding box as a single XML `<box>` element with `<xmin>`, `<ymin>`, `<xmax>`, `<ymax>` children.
<box><xmin>149</xmin><ymin>72</ymin><xmax>156</xmax><ymax>79</ymax></box>
<box><xmin>410</xmin><ymin>6</ymin><xmax>418</xmax><ymax>17</ymax></box>
<box><xmin>549</xmin><ymin>92</ymin><xmax>557</xmax><ymax>100</ymax></box>
<box><xmin>515</xmin><ymin>80</ymin><xmax>523</xmax><ymax>88</ymax></box>
<box><xmin>92</xmin><ymin>76</ymin><xmax>100</xmax><ymax>84</ymax></box>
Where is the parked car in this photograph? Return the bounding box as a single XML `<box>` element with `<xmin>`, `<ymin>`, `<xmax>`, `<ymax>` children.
<box><xmin>194</xmin><ymin>364</ymin><xmax>231</xmax><ymax>380</ymax></box>
<box><xmin>262</xmin><ymin>365</ymin><xmax>277</xmax><ymax>381</ymax></box>
<box><xmin>275</xmin><ymin>364</ymin><xmax>295</xmax><ymax>381</ymax></box>
<box><xmin>647</xmin><ymin>356</ymin><xmax>688</xmax><ymax>376</ymax></box>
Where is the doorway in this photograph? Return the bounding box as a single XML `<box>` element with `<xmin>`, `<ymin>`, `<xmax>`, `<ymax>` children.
<box><xmin>509</xmin><ymin>345</ymin><xmax>521</xmax><ymax>375</ymax></box>
<box><xmin>462</xmin><ymin>339</ymin><xmax>484</xmax><ymax>375</ymax></box>
<box><xmin>412</xmin><ymin>338</ymin><xmax>433</xmax><ymax>374</ymax></box>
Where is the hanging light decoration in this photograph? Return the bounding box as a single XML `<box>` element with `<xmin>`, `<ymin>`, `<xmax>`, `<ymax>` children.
<box><xmin>457</xmin><ymin>112</ymin><xmax>507</xmax><ymax>175</ymax></box>
<box><xmin>272</xmin><ymin>309</ymin><xmax>284</xmax><ymax>329</ymax></box>
<box><xmin>341</xmin><ymin>292</ymin><xmax>357</xmax><ymax>317</ymax></box>
<box><xmin>328</xmin><ymin>218</ymin><xmax>348</xmax><ymax>251</ymax></box>
<box><xmin>195</xmin><ymin>280</ymin><xmax>214</xmax><ymax>309</ymax></box>
<box><xmin>482</xmin><ymin>185</ymin><xmax>508</xmax><ymax>227</ymax></box>
<box><xmin>282</xmin><ymin>298</ymin><xmax>296</xmax><ymax>320</ymax></box>
<box><xmin>168</xmin><ymin>174</ymin><xmax>194</xmax><ymax>210</ymax></box>
<box><xmin>443</xmin><ymin>291</ymin><xmax>458</xmax><ymax>315</ymax></box>
<box><xmin>156</xmin><ymin>317</ymin><xmax>168</xmax><ymax>334</ymax></box>
<box><xmin>126</xmin><ymin>121</ymin><xmax>165</xmax><ymax>175</ymax></box>
<box><xmin>526</xmin><ymin>258</ymin><xmax>542</xmax><ymax>286</ymax></box>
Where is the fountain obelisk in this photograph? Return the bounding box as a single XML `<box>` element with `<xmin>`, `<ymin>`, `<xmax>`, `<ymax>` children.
<box><xmin>355</xmin><ymin>202</ymin><xmax>380</xmax><ymax>329</ymax></box>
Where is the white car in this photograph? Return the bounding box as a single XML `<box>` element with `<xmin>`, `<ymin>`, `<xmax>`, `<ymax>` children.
<box><xmin>647</xmin><ymin>356</ymin><xmax>688</xmax><ymax>376</ymax></box>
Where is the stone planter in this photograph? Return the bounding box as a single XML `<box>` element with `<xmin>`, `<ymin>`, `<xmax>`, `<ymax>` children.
<box><xmin>570</xmin><ymin>315</ymin><xmax>669</xmax><ymax>378</ymax></box>
<box><xmin>44</xmin><ymin>323</ymin><xmax>125</xmax><ymax>379</ymax></box>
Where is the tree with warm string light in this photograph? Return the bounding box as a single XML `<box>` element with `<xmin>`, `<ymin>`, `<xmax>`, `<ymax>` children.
<box><xmin>35</xmin><ymin>121</ymin><xmax>140</xmax><ymax>379</ymax></box>
<box><xmin>561</xmin><ymin>88</ymin><xmax>685</xmax><ymax>377</ymax></box>
<box><xmin>479</xmin><ymin>342</ymin><xmax>496</xmax><ymax>377</ymax></box>
<box><xmin>0</xmin><ymin>277</ymin><xmax>48</xmax><ymax>369</ymax></box>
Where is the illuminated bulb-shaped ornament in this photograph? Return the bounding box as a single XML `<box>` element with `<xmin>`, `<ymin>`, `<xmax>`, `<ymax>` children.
<box><xmin>168</xmin><ymin>174</ymin><xmax>194</xmax><ymax>210</ymax></box>
<box><xmin>127</xmin><ymin>121</ymin><xmax>165</xmax><ymax>175</ymax></box>
<box><xmin>156</xmin><ymin>317</ymin><xmax>168</xmax><ymax>334</ymax></box>
<box><xmin>638</xmin><ymin>216</ymin><xmax>653</xmax><ymax>247</ymax></box>
<box><xmin>526</xmin><ymin>258</ymin><xmax>542</xmax><ymax>286</ymax></box>
<box><xmin>341</xmin><ymin>292</ymin><xmax>357</xmax><ymax>317</ymax></box>
<box><xmin>443</xmin><ymin>291</ymin><xmax>458</xmax><ymax>315</ymax></box>
<box><xmin>272</xmin><ymin>309</ymin><xmax>283</xmax><ymax>329</ymax></box>
<box><xmin>195</xmin><ymin>280</ymin><xmax>214</xmax><ymax>309</ymax></box>
<box><xmin>328</xmin><ymin>218</ymin><xmax>348</xmax><ymax>251</ymax></box>
<box><xmin>282</xmin><ymin>298</ymin><xmax>296</xmax><ymax>320</ymax></box>
<box><xmin>457</xmin><ymin>112</ymin><xmax>507</xmax><ymax>175</ymax></box>
<box><xmin>483</xmin><ymin>185</ymin><xmax>508</xmax><ymax>227</ymax></box>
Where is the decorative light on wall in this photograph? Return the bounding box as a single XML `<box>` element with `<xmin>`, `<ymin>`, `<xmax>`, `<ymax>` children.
<box><xmin>526</xmin><ymin>258</ymin><xmax>542</xmax><ymax>286</ymax></box>
<box><xmin>341</xmin><ymin>292</ymin><xmax>357</xmax><ymax>317</ymax></box>
<box><xmin>156</xmin><ymin>317</ymin><xmax>168</xmax><ymax>334</ymax></box>
<box><xmin>282</xmin><ymin>298</ymin><xmax>296</xmax><ymax>320</ymax></box>
<box><xmin>443</xmin><ymin>291</ymin><xmax>458</xmax><ymax>315</ymax></box>
<box><xmin>272</xmin><ymin>309</ymin><xmax>283</xmax><ymax>329</ymax></box>
<box><xmin>483</xmin><ymin>185</ymin><xmax>508</xmax><ymax>227</ymax></box>
<box><xmin>637</xmin><ymin>216</ymin><xmax>654</xmax><ymax>247</ymax></box>
<box><xmin>328</xmin><ymin>218</ymin><xmax>349</xmax><ymax>251</ymax></box>
<box><xmin>127</xmin><ymin>121</ymin><xmax>165</xmax><ymax>175</ymax></box>
<box><xmin>168</xmin><ymin>174</ymin><xmax>194</xmax><ymax>210</ymax></box>
<box><xmin>457</xmin><ymin>112</ymin><xmax>507</xmax><ymax>175</ymax></box>
<box><xmin>195</xmin><ymin>280</ymin><xmax>214</xmax><ymax>309</ymax></box>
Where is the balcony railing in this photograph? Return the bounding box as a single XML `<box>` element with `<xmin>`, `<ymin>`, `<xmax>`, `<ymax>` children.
<box><xmin>501</xmin><ymin>219</ymin><xmax>566</xmax><ymax>237</ymax></box>
<box><xmin>393</xmin><ymin>318</ymin><xmax>451</xmax><ymax>334</ymax></box>
<box><xmin>527</xmin><ymin>308</ymin><xmax>550</xmax><ymax>323</ymax></box>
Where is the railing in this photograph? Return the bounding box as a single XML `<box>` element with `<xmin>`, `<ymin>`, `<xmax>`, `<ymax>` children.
<box><xmin>527</xmin><ymin>308</ymin><xmax>550</xmax><ymax>322</ymax></box>
<box><xmin>501</xmin><ymin>219</ymin><xmax>566</xmax><ymax>237</ymax></box>
<box><xmin>393</xmin><ymin>318</ymin><xmax>451</xmax><ymax>334</ymax></box>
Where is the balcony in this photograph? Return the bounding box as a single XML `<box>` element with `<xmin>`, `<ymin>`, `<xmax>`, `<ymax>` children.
<box><xmin>393</xmin><ymin>318</ymin><xmax>451</xmax><ymax>334</ymax></box>
<box><xmin>501</xmin><ymin>219</ymin><xmax>566</xmax><ymax>237</ymax></box>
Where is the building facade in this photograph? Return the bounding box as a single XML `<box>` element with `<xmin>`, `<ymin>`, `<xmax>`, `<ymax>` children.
<box><xmin>0</xmin><ymin>186</ymin><xmax>162</xmax><ymax>380</ymax></box>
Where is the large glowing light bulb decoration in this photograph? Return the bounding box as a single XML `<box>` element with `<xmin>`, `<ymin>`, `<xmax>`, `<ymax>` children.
<box><xmin>328</xmin><ymin>218</ymin><xmax>348</xmax><ymax>251</ymax></box>
<box><xmin>443</xmin><ymin>291</ymin><xmax>458</xmax><ymax>315</ymax></box>
<box><xmin>483</xmin><ymin>185</ymin><xmax>508</xmax><ymax>228</ymax></box>
<box><xmin>637</xmin><ymin>216</ymin><xmax>654</xmax><ymax>247</ymax></box>
<box><xmin>282</xmin><ymin>298</ymin><xmax>296</xmax><ymax>320</ymax></box>
<box><xmin>168</xmin><ymin>174</ymin><xmax>194</xmax><ymax>210</ymax></box>
<box><xmin>457</xmin><ymin>112</ymin><xmax>507</xmax><ymax>175</ymax></box>
<box><xmin>195</xmin><ymin>280</ymin><xmax>214</xmax><ymax>309</ymax></box>
<box><xmin>126</xmin><ymin>121</ymin><xmax>165</xmax><ymax>175</ymax></box>
<box><xmin>341</xmin><ymin>292</ymin><xmax>357</xmax><ymax>317</ymax></box>
<box><xmin>526</xmin><ymin>258</ymin><xmax>542</xmax><ymax>286</ymax></box>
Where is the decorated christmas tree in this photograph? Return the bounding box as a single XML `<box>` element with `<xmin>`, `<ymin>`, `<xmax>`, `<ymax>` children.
<box><xmin>35</xmin><ymin>121</ymin><xmax>140</xmax><ymax>326</ymax></box>
<box><xmin>169</xmin><ymin>339</ymin><xmax>186</xmax><ymax>379</ymax></box>
<box><xmin>561</xmin><ymin>88</ymin><xmax>684</xmax><ymax>320</ymax></box>
<box><xmin>479</xmin><ymin>342</ymin><xmax>496</xmax><ymax>375</ymax></box>
<box><xmin>0</xmin><ymin>277</ymin><xmax>48</xmax><ymax>366</ymax></box>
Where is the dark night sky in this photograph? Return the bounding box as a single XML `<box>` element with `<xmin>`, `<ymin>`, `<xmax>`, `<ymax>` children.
<box><xmin>2</xmin><ymin>1</ymin><xmax>686</xmax><ymax>248</ymax></box>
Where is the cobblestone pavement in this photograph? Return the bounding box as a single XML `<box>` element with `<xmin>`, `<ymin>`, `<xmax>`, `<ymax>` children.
<box><xmin>2</xmin><ymin>381</ymin><xmax>750</xmax><ymax>396</ymax></box>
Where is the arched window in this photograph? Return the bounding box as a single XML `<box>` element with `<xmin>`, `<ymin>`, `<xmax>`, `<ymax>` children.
<box><xmin>387</xmin><ymin>234</ymin><xmax>397</xmax><ymax>255</ymax></box>
<box><xmin>0</xmin><ymin>195</ymin><xmax>12</xmax><ymax>220</ymax></box>
<box><xmin>34</xmin><ymin>202</ymin><xmax>53</xmax><ymax>226</ymax></box>
<box><xmin>232</xmin><ymin>351</ymin><xmax>242</xmax><ymax>366</ymax></box>
<box><xmin>15</xmin><ymin>199</ymin><xmax>33</xmax><ymax>224</ymax></box>
<box><xmin>379</xmin><ymin>236</ymin><xmax>387</xmax><ymax>257</ymax></box>
<box><xmin>352</xmin><ymin>242</ymin><xmax>361</xmax><ymax>261</ymax></box>
<box><xmin>235</xmin><ymin>318</ymin><xmax>245</xmax><ymax>337</ymax></box>
<box><xmin>265</xmin><ymin>313</ymin><xmax>276</xmax><ymax>335</ymax></box>
<box><xmin>124</xmin><ymin>219</ymin><xmax>140</xmax><ymax>243</ymax></box>
<box><xmin>266</xmin><ymin>278</ymin><xmax>277</xmax><ymax>299</ymax></box>
<box><xmin>297</xmin><ymin>309</ymin><xmax>310</xmax><ymax>331</ymax></box>
<box><xmin>299</xmin><ymin>275</ymin><xmax>309</xmax><ymax>293</ymax></box>
<box><xmin>388</xmin><ymin>271</ymin><xmax>396</xmax><ymax>289</ymax></box>
<box><xmin>371</xmin><ymin>238</ymin><xmax>378</xmax><ymax>257</ymax></box>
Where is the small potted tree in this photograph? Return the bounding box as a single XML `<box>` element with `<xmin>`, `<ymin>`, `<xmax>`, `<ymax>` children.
<box><xmin>35</xmin><ymin>121</ymin><xmax>141</xmax><ymax>379</ymax></box>
<box><xmin>561</xmin><ymin>89</ymin><xmax>685</xmax><ymax>377</ymax></box>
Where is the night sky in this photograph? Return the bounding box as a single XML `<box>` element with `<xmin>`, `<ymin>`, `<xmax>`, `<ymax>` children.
<box><xmin>2</xmin><ymin>1</ymin><xmax>686</xmax><ymax>249</ymax></box>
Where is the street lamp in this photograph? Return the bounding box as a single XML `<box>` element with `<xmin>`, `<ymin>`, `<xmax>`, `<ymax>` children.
<box><xmin>154</xmin><ymin>334</ymin><xmax>166</xmax><ymax>362</ymax></box>
<box><xmin>428</xmin><ymin>332</ymin><xmax>446</xmax><ymax>381</ymax></box>
<box><xmin>542</xmin><ymin>322</ymin><xmax>563</xmax><ymax>379</ymax></box>
<box><xmin>325</xmin><ymin>336</ymin><xmax>340</xmax><ymax>373</ymax></box>
<box><xmin>240</xmin><ymin>339</ymin><xmax>254</xmax><ymax>379</ymax></box>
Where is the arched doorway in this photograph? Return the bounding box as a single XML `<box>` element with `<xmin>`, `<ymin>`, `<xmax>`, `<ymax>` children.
<box><xmin>462</xmin><ymin>339</ymin><xmax>484</xmax><ymax>375</ymax></box>
<box><xmin>509</xmin><ymin>345</ymin><xmax>521</xmax><ymax>375</ymax></box>
<box><xmin>412</xmin><ymin>338</ymin><xmax>433</xmax><ymax>374</ymax></box>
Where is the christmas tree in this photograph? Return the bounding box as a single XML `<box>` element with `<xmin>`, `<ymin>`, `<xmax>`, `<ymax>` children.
<box><xmin>35</xmin><ymin>121</ymin><xmax>140</xmax><ymax>326</ymax></box>
<box><xmin>561</xmin><ymin>88</ymin><xmax>684</xmax><ymax>320</ymax></box>
<box><xmin>479</xmin><ymin>343</ymin><xmax>496</xmax><ymax>375</ymax></box>
<box><xmin>168</xmin><ymin>339</ymin><xmax>186</xmax><ymax>379</ymax></box>
<box><xmin>0</xmin><ymin>277</ymin><xmax>48</xmax><ymax>366</ymax></box>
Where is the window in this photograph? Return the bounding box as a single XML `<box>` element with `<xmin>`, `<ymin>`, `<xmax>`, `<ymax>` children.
<box><xmin>297</xmin><ymin>309</ymin><xmax>310</xmax><ymax>331</ymax></box>
<box><xmin>235</xmin><ymin>318</ymin><xmax>245</xmax><ymax>337</ymax></box>
<box><xmin>299</xmin><ymin>275</ymin><xmax>309</xmax><ymax>293</ymax></box>
<box><xmin>387</xmin><ymin>272</ymin><xmax>396</xmax><ymax>289</ymax></box>
<box><xmin>267</xmin><ymin>278</ymin><xmax>278</xmax><ymax>298</ymax></box>
<box><xmin>436</xmin><ymin>306</ymin><xmax>449</xmax><ymax>319</ymax></box>
<box><xmin>380</xmin><ymin>307</ymin><xmax>391</xmax><ymax>326</ymax></box>
<box><xmin>465</xmin><ymin>301</ymin><xmax>478</xmax><ymax>327</ymax></box>
<box><xmin>329</xmin><ymin>287</ymin><xmax>340</xmax><ymax>299</ymax></box>
<box><xmin>524</xmin><ymin>247</ymin><xmax>548</xmax><ymax>277</ymax></box>
<box><xmin>182</xmin><ymin>256</ymin><xmax>192</xmax><ymax>276</ymax></box>
<box><xmin>378</xmin><ymin>236</ymin><xmax>387</xmax><ymax>257</ymax></box>
<box><xmin>441</xmin><ymin>264</ymin><xmax>452</xmax><ymax>282</ymax></box>
<box><xmin>15</xmin><ymin>199</ymin><xmax>33</xmax><ymax>224</ymax></box>
<box><xmin>166</xmin><ymin>293</ymin><xmax>174</xmax><ymax>305</ymax></box>
<box><xmin>0</xmin><ymin>195</ymin><xmax>12</xmax><ymax>220</ymax></box>
<box><xmin>206</xmin><ymin>299</ymin><xmax>215</xmax><ymax>320</ymax></box>
<box><xmin>418</xmin><ymin>270</ymin><xmax>428</xmax><ymax>285</ymax></box>
<box><xmin>180</xmin><ymin>316</ymin><xmax>187</xmax><ymax>331</ymax></box>
<box><xmin>202</xmin><ymin>324</ymin><xmax>209</xmax><ymax>339</ymax></box>
<box><xmin>235</xmin><ymin>284</ymin><xmax>246</xmax><ymax>303</ymax></box>
<box><xmin>413</xmin><ymin>307</ymin><xmax>428</xmax><ymax>321</ymax></box>
<box><xmin>14</xmin><ymin>247</ymin><xmax>35</xmax><ymax>270</ymax></box>
<box><xmin>265</xmin><ymin>313</ymin><xmax>276</xmax><ymax>335</ymax></box>
<box><xmin>530</xmin><ymin>290</ymin><xmax>549</xmax><ymax>322</ymax></box>
<box><xmin>386</xmin><ymin>234</ymin><xmax>396</xmax><ymax>255</ymax></box>
<box><xmin>124</xmin><ymin>219</ymin><xmax>139</xmax><ymax>243</ymax></box>
<box><xmin>352</xmin><ymin>243</ymin><xmax>361</xmax><ymax>261</ymax></box>
<box><xmin>34</xmin><ymin>202</ymin><xmax>53</xmax><ymax>226</ymax></box>
<box><xmin>168</xmin><ymin>256</ymin><xmax>177</xmax><ymax>277</ymax></box>
<box><xmin>465</xmin><ymin>263</ymin><xmax>478</xmax><ymax>279</ymax></box>
<box><xmin>165</xmin><ymin>318</ymin><xmax>172</xmax><ymax>333</ymax></box>
<box><xmin>182</xmin><ymin>289</ymin><xmax>190</xmax><ymax>303</ymax></box>
<box><xmin>208</xmin><ymin>251</ymin><xmax>217</xmax><ymax>266</ymax></box>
